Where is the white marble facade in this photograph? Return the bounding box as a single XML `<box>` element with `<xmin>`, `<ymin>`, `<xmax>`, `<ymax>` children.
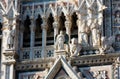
<box><xmin>0</xmin><ymin>0</ymin><xmax>120</xmax><ymax>79</ymax></box>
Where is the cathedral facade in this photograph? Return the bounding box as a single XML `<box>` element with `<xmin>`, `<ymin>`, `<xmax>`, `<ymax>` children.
<box><xmin>0</xmin><ymin>0</ymin><xmax>120</xmax><ymax>79</ymax></box>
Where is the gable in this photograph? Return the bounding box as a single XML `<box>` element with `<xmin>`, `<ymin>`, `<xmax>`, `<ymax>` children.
<box><xmin>45</xmin><ymin>56</ymin><xmax>80</xmax><ymax>79</ymax></box>
<box><xmin>54</xmin><ymin>67</ymin><xmax>70</xmax><ymax>79</ymax></box>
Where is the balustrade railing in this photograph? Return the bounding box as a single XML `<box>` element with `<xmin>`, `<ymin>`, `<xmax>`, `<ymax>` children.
<box><xmin>20</xmin><ymin>45</ymin><xmax>110</xmax><ymax>61</ymax></box>
<box><xmin>20</xmin><ymin>45</ymin><xmax>54</xmax><ymax>61</ymax></box>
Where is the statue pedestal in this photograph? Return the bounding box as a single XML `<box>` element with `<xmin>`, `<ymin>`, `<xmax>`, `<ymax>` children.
<box><xmin>55</xmin><ymin>50</ymin><xmax>67</xmax><ymax>57</ymax></box>
<box><xmin>2</xmin><ymin>49</ymin><xmax>17</xmax><ymax>65</ymax></box>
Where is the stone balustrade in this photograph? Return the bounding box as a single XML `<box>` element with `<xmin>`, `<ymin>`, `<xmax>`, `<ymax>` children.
<box><xmin>20</xmin><ymin>45</ymin><xmax>103</xmax><ymax>61</ymax></box>
<box><xmin>20</xmin><ymin>45</ymin><xmax>54</xmax><ymax>61</ymax></box>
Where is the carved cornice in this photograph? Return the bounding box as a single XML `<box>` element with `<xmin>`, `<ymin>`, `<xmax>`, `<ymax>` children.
<box><xmin>15</xmin><ymin>58</ymin><xmax>55</xmax><ymax>70</ymax></box>
<box><xmin>70</xmin><ymin>53</ymin><xmax>120</xmax><ymax>66</ymax></box>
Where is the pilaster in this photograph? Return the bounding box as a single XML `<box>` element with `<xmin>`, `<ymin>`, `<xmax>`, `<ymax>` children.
<box><xmin>2</xmin><ymin>50</ymin><xmax>17</xmax><ymax>79</ymax></box>
<box><xmin>1</xmin><ymin>14</ymin><xmax>18</xmax><ymax>79</ymax></box>
<box><xmin>1</xmin><ymin>14</ymin><xmax>9</xmax><ymax>79</ymax></box>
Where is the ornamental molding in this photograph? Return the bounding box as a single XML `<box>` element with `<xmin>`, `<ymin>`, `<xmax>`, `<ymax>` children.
<box><xmin>71</xmin><ymin>52</ymin><xmax>120</xmax><ymax>66</ymax></box>
<box><xmin>15</xmin><ymin>58</ymin><xmax>55</xmax><ymax>70</ymax></box>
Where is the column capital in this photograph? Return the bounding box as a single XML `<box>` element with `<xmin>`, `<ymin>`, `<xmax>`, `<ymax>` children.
<box><xmin>53</xmin><ymin>21</ymin><xmax>59</xmax><ymax>29</ymax></box>
<box><xmin>41</xmin><ymin>15</ymin><xmax>47</xmax><ymax>22</ymax></box>
<box><xmin>53</xmin><ymin>15</ymin><xmax>58</xmax><ymax>22</ymax></box>
<box><xmin>29</xmin><ymin>19</ymin><xmax>36</xmax><ymax>32</ymax></box>
<box><xmin>20</xmin><ymin>23</ymin><xmax>24</xmax><ymax>32</ymax></box>
<box><xmin>76</xmin><ymin>12</ymin><xmax>82</xmax><ymax>20</ymax></box>
<box><xmin>65</xmin><ymin>14</ymin><xmax>71</xmax><ymax>21</ymax></box>
<box><xmin>65</xmin><ymin>19</ymin><xmax>72</xmax><ymax>29</ymax></box>
<box><xmin>41</xmin><ymin>23</ymin><xmax>48</xmax><ymax>30</ymax></box>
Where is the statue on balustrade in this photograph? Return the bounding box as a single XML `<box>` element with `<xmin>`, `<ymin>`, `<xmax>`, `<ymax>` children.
<box><xmin>7</xmin><ymin>27</ymin><xmax>15</xmax><ymax>49</ymax></box>
<box><xmin>91</xmin><ymin>19</ymin><xmax>101</xmax><ymax>47</ymax></box>
<box><xmin>55</xmin><ymin>31</ymin><xmax>69</xmax><ymax>51</ymax></box>
<box><xmin>99</xmin><ymin>36</ymin><xmax>115</xmax><ymax>54</ymax></box>
<box><xmin>70</xmin><ymin>38</ymin><xmax>82</xmax><ymax>57</ymax></box>
<box><xmin>77</xmin><ymin>19</ymin><xmax>89</xmax><ymax>47</ymax></box>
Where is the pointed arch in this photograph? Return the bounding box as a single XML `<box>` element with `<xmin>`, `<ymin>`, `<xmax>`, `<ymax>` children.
<box><xmin>23</xmin><ymin>15</ymin><xmax>31</xmax><ymax>47</ymax></box>
<box><xmin>58</xmin><ymin>12</ymin><xmax>66</xmax><ymax>32</ymax></box>
<box><xmin>47</xmin><ymin>13</ymin><xmax>54</xmax><ymax>34</ymax></box>
<box><xmin>46</xmin><ymin>6</ymin><xmax>53</xmax><ymax>19</ymax></box>
<box><xmin>35</xmin><ymin>14</ymin><xmax>43</xmax><ymax>46</ymax></box>
<box><xmin>46</xmin><ymin>13</ymin><xmax>54</xmax><ymax>45</ymax></box>
<box><xmin>71</xmin><ymin>12</ymin><xmax>78</xmax><ymax>38</ymax></box>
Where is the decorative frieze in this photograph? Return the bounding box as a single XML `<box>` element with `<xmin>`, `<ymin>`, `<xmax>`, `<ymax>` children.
<box><xmin>71</xmin><ymin>53</ymin><xmax>119</xmax><ymax>66</ymax></box>
<box><xmin>15</xmin><ymin>58</ymin><xmax>55</xmax><ymax>70</ymax></box>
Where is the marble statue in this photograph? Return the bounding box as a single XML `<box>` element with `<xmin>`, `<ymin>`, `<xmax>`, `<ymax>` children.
<box><xmin>7</xmin><ymin>28</ymin><xmax>15</xmax><ymax>49</ymax></box>
<box><xmin>91</xmin><ymin>19</ymin><xmax>101</xmax><ymax>47</ymax></box>
<box><xmin>99</xmin><ymin>36</ymin><xmax>115</xmax><ymax>54</ymax></box>
<box><xmin>55</xmin><ymin>31</ymin><xmax>65</xmax><ymax>50</ymax></box>
<box><xmin>77</xmin><ymin>19</ymin><xmax>89</xmax><ymax>47</ymax></box>
<box><xmin>114</xmin><ymin>11</ymin><xmax>120</xmax><ymax>24</ymax></box>
<box><xmin>70</xmin><ymin>38</ymin><xmax>82</xmax><ymax>57</ymax></box>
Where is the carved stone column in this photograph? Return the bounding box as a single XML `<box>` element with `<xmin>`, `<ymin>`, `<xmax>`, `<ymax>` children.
<box><xmin>65</xmin><ymin>15</ymin><xmax>71</xmax><ymax>42</ymax></box>
<box><xmin>53</xmin><ymin>16</ymin><xmax>59</xmax><ymax>43</ymax></box>
<box><xmin>29</xmin><ymin>18</ymin><xmax>35</xmax><ymax>59</ymax></box>
<box><xmin>20</xmin><ymin>23</ymin><xmax>24</xmax><ymax>49</ymax></box>
<box><xmin>41</xmin><ymin>16</ymin><xmax>47</xmax><ymax>58</ymax></box>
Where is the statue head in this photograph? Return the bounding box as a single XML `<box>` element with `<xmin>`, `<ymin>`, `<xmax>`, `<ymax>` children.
<box><xmin>60</xmin><ymin>30</ymin><xmax>63</xmax><ymax>35</ymax></box>
<box><xmin>71</xmin><ymin>38</ymin><xmax>78</xmax><ymax>44</ymax></box>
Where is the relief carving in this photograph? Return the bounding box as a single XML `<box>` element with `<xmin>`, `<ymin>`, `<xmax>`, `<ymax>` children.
<box><xmin>99</xmin><ymin>36</ymin><xmax>115</xmax><ymax>54</ymax></box>
<box><xmin>90</xmin><ymin>19</ymin><xmax>101</xmax><ymax>47</ymax></box>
